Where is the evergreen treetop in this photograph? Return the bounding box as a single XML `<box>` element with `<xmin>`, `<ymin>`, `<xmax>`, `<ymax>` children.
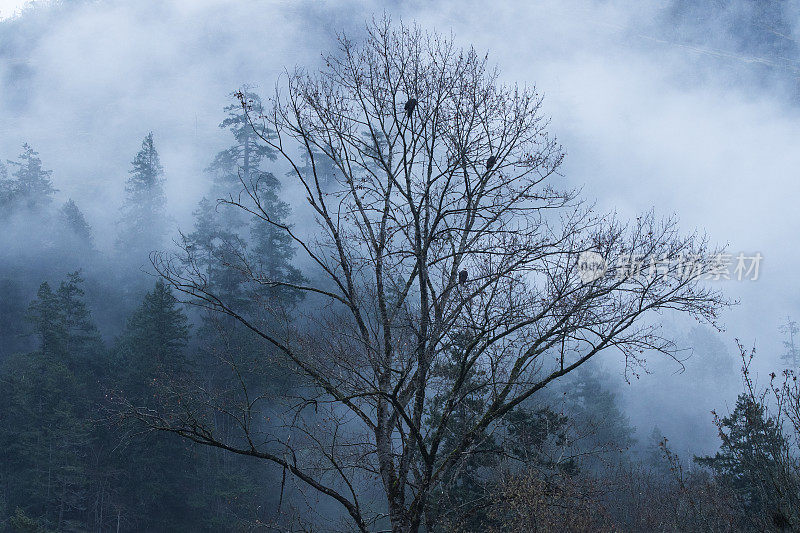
<box><xmin>59</xmin><ymin>198</ymin><xmax>94</xmax><ymax>247</ymax></box>
<box><xmin>116</xmin><ymin>132</ymin><xmax>169</xmax><ymax>258</ymax></box>
<box><xmin>27</xmin><ymin>271</ymin><xmax>102</xmax><ymax>361</ymax></box>
<box><xmin>127</xmin><ymin>132</ymin><xmax>165</xmax><ymax>201</ymax></box>
<box><xmin>696</xmin><ymin>394</ymin><xmax>788</xmax><ymax>514</ymax></box>
<box><xmin>206</xmin><ymin>90</ymin><xmax>276</xmax><ymax>197</ymax></box>
<box><xmin>5</xmin><ymin>143</ymin><xmax>57</xmax><ymax>210</ymax></box>
<box><xmin>121</xmin><ymin>278</ymin><xmax>189</xmax><ymax>374</ymax></box>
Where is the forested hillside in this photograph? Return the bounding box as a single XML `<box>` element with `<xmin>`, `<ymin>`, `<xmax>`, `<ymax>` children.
<box><xmin>2</xmin><ymin>1</ymin><xmax>800</xmax><ymax>532</ymax></box>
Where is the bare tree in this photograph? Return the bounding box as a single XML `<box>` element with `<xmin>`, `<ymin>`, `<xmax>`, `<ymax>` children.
<box><xmin>146</xmin><ymin>18</ymin><xmax>726</xmax><ymax>532</ymax></box>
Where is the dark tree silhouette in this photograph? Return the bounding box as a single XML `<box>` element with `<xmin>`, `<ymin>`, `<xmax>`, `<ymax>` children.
<box><xmin>150</xmin><ymin>18</ymin><xmax>726</xmax><ymax>533</ymax></box>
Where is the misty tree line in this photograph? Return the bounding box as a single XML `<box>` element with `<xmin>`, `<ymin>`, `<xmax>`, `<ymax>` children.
<box><xmin>0</xmin><ymin>97</ymin><xmax>304</xmax><ymax>530</ymax></box>
<box><xmin>1</xmin><ymin>19</ymin><xmax>800</xmax><ymax>533</ymax></box>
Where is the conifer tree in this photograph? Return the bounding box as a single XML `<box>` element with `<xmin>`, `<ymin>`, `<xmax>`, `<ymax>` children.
<box><xmin>644</xmin><ymin>426</ymin><xmax>673</xmax><ymax>476</ymax></box>
<box><xmin>208</xmin><ymin>90</ymin><xmax>275</xmax><ymax>196</ymax></box>
<box><xmin>425</xmin><ymin>332</ymin><xmax>571</xmax><ymax>530</ymax></box>
<box><xmin>26</xmin><ymin>272</ymin><xmax>103</xmax><ymax>363</ymax></box>
<box><xmin>0</xmin><ymin>273</ymin><xmax>102</xmax><ymax>530</ymax></box>
<box><xmin>560</xmin><ymin>371</ymin><xmax>636</xmax><ymax>462</ymax></box>
<box><xmin>116</xmin><ymin>132</ymin><xmax>168</xmax><ymax>260</ymax></box>
<box><xmin>187</xmin><ymin>93</ymin><xmax>276</xmax><ymax>310</ymax></box>
<box><xmin>59</xmin><ymin>198</ymin><xmax>94</xmax><ymax>249</ymax></box>
<box><xmin>0</xmin><ymin>278</ymin><xmax>29</xmax><ymax>357</ymax></box>
<box><xmin>248</xmin><ymin>171</ymin><xmax>305</xmax><ymax>307</ymax></box>
<box><xmin>118</xmin><ymin>278</ymin><xmax>189</xmax><ymax>385</ymax></box>
<box><xmin>696</xmin><ymin>394</ymin><xmax>789</xmax><ymax>518</ymax></box>
<box><xmin>27</xmin><ymin>281</ymin><xmax>65</xmax><ymax>355</ymax></box>
<box><xmin>113</xmin><ymin>280</ymin><xmax>218</xmax><ymax>531</ymax></box>
<box><xmin>5</xmin><ymin>143</ymin><xmax>56</xmax><ymax>211</ymax></box>
<box><xmin>188</xmin><ymin>93</ymin><xmax>304</xmax><ymax>329</ymax></box>
<box><xmin>296</xmin><ymin>148</ymin><xmax>339</xmax><ymax>191</ymax></box>
<box><xmin>179</xmin><ymin>95</ymin><xmax>307</xmax><ymax>522</ymax></box>
<box><xmin>56</xmin><ymin>272</ymin><xmax>103</xmax><ymax>363</ymax></box>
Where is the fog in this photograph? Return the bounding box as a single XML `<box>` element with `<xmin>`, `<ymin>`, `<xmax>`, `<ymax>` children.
<box><xmin>1</xmin><ymin>0</ymin><xmax>799</xmax><ymax>529</ymax></box>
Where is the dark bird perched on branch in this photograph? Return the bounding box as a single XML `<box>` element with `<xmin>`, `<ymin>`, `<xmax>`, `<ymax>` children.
<box><xmin>404</xmin><ymin>98</ymin><xmax>417</xmax><ymax>118</ymax></box>
<box><xmin>486</xmin><ymin>155</ymin><xmax>496</xmax><ymax>170</ymax></box>
<box><xmin>459</xmin><ymin>270</ymin><xmax>468</xmax><ymax>285</ymax></box>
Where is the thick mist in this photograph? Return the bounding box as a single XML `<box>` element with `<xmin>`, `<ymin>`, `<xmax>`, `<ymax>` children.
<box><xmin>1</xmin><ymin>0</ymin><xmax>799</xmax><ymax>528</ymax></box>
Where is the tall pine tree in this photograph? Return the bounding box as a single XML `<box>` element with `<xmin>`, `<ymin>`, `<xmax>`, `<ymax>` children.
<box><xmin>59</xmin><ymin>198</ymin><xmax>94</xmax><ymax>250</ymax></box>
<box><xmin>696</xmin><ymin>394</ymin><xmax>791</xmax><ymax>523</ymax></box>
<box><xmin>116</xmin><ymin>132</ymin><xmax>168</xmax><ymax>262</ymax></box>
<box><xmin>187</xmin><ymin>92</ymin><xmax>274</xmax><ymax>311</ymax></box>
<box><xmin>179</xmin><ymin>94</ymin><xmax>307</xmax><ymax>523</ymax></box>
<box><xmin>113</xmin><ymin>279</ymin><xmax>266</xmax><ymax>531</ymax></box>
<box><xmin>112</xmin><ymin>279</ymin><xmax>198</xmax><ymax>530</ymax></box>
<box><xmin>0</xmin><ymin>273</ymin><xmax>104</xmax><ymax>530</ymax></box>
<box><xmin>208</xmin><ymin>90</ymin><xmax>275</xmax><ymax>195</ymax></box>
<box><xmin>5</xmin><ymin>143</ymin><xmax>56</xmax><ymax>211</ymax></box>
<box><xmin>117</xmin><ymin>278</ymin><xmax>189</xmax><ymax>388</ymax></box>
<box><xmin>187</xmin><ymin>92</ymin><xmax>303</xmax><ymax>337</ymax></box>
<box><xmin>248</xmin><ymin>171</ymin><xmax>305</xmax><ymax>307</ymax></box>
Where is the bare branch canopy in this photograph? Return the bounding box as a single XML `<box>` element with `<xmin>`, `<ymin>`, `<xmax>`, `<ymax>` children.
<box><xmin>149</xmin><ymin>16</ymin><xmax>727</xmax><ymax>533</ymax></box>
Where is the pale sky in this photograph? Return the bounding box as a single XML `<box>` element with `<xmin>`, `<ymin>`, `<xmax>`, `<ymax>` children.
<box><xmin>0</xmin><ymin>0</ymin><xmax>32</xmax><ymax>20</ymax></box>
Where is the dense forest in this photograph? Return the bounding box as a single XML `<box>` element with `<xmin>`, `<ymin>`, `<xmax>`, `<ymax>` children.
<box><xmin>2</xmin><ymin>2</ymin><xmax>800</xmax><ymax>532</ymax></box>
